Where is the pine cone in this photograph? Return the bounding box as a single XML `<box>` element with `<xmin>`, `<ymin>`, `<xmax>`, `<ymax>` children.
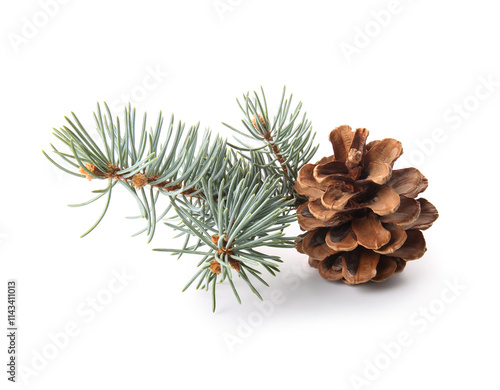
<box><xmin>295</xmin><ymin>125</ymin><xmax>438</xmax><ymax>284</ymax></box>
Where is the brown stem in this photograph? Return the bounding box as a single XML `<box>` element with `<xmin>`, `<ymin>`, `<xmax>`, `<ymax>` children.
<box><xmin>252</xmin><ymin>115</ymin><xmax>288</xmax><ymax>176</ymax></box>
<box><xmin>79</xmin><ymin>163</ymin><xmax>202</xmax><ymax>199</ymax></box>
<box><xmin>209</xmin><ymin>234</ymin><xmax>240</xmax><ymax>274</ymax></box>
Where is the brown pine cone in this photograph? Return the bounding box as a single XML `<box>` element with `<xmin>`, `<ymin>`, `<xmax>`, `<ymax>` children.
<box><xmin>295</xmin><ymin>125</ymin><xmax>438</xmax><ymax>284</ymax></box>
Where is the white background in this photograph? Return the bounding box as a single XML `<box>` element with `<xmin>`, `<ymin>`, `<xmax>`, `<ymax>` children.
<box><xmin>1</xmin><ymin>1</ymin><xmax>499</xmax><ymax>389</ymax></box>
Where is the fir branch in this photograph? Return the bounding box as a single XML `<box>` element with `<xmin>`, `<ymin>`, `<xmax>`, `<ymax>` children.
<box><xmin>44</xmin><ymin>103</ymin><xmax>229</xmax><ymax>242</ymax></box>
<box><xmin>154</xmin><ymin>176</ymin><xmax>296</xmax><ymax>311</ymax></box>
<box><xmin>223</xmin><ymin>86</ymin><xmax>319</xmax><ymax>200</ymax></box>
<box><xmin>44</xmin><ymin>87</ymin><xmax>318</xmax><ymax>311</ymax></box>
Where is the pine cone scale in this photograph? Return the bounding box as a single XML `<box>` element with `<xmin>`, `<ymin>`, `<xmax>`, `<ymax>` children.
<box><xmin>372</xmin><ymin>256</ymin><xmax>398</xmax><ymax>282</ymax></box>
<box><xmin>380</xmin><ymin>196</ymin><xmax>421</xmax><ymax>226</ymax></box>
<box><xmin>351</xmin><ymin>212</ymin><xmax>392</xmax><ymax>250</ymax></box>
<box><xmin>329</xmin><ymin>125</ymin><xmax>355</xmax><ymax>162</ymax></box>
<box><xmin>387</xmin><ymin>168</ymin><xmax>429</xmax><ymax>197</ymax></box>
<box><xmin>325</xmin><ymin>228</ymin><xmax>358</xmax><ymax>252</ymax></box>
<box><xmin>363</xmin><ymin>186</ymin><xmax>401</xmax><ymax>216</ymax></box>
<box><xmin>342</xmin><ymin>249</ymin><xmax>378</xmax><ymax>284</ymax></box>
<box><xmin>373</xmin><ymin>223</ymin><xmax>407</xmax><ymax>255</ymax></box>
<box><xmin>391</xmin><ymin>229</ymin><xmax>427</xmax><ymax>260</ymax></box>
<box><xmin>357</xmin><ymin>161</ymin><xmax>392</xmax><ymax>185</ymax></box>
<box><xmin>402</xmin><ymin>199</ymin><xmax>438</xmax><ymax>230</ymax></box>
<box><xmin>363</xmin><ymin>138</ymin><xmax>403</xmax><ymax>167</ymax></box>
